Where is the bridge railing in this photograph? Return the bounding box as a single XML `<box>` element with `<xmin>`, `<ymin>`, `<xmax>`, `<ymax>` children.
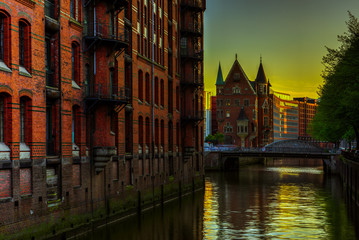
<box><xmin>212</xmin><ymin>147</ymin><xmax>330</xmax><ymax>154</ymax></box>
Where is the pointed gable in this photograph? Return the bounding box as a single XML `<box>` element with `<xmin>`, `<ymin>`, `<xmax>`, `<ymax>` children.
<box><xmin>255</xmin><ymin>61</ymin><xmax>268</xmax><ymax>84</ymax></box>
<box><xmin>224</xmin><ymin>57</ymin><xmax>256</xmax><ymax>94</ymax></box>
<box><xmin>215</xmin><ymin>62</ymin><xmax>224</xmax><ymax>86</ymax></box>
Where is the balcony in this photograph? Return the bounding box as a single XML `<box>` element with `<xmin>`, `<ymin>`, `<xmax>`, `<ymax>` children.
<box><xmin>180</xmin><ymin>48</ymin><xmax>203</xmax><ymax>62</ymax></box>
<box><xmin>181</xmin><ymin>23</ymin><xmax>203</xmax><ymax>37</ymax></box>
<box><xmin>181</xmin><ymin>74</ymin><xmax>203</xmax><ymax>87</ymax></box>
<box><xmin>84</xmin><ymin>22</ymin><xmax>129</xmax><ymax>51</ymax></box>
<box><xmin>45</xmin><ymin>0</ymin><xmax>60</xmax><ymax>33</ymax></box>
<box><xmin>86</xmin><ymin>83</ymin><xmax>130</xmax><ymax>103</ymax></box>
<box><xmin>181</xmin><ymin>110</ymin><xmax>204</xmax><ymax>122</ymax></box>
<box><xmin>85</xmin><ymin>0</ymin><xmax>128</xmax><ymax>12</ymax></box>
<box><xmin>180</xmin><ymin>0</ymin><xmax>206</xmax><ymax>12</ymax></box>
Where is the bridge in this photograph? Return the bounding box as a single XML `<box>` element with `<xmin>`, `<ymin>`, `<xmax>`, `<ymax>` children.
<box><xmin>204</xmin><ymin>139</ymin><xmax>338</xmax><ymax>170</ymax></box>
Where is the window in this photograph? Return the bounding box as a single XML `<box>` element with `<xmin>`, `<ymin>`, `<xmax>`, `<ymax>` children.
<box><xmin>161</xmin><ymin>120</ymin><xmax>164</xmax><ymax>151</ymax></box>
<box><xmin>225</xmin><ymin>99</ymin><xmax>230</xmax><ymax>106</ymax></box>
<box><xmin>234</xmin><ymin>99</ymin><xmax>240</xmax><ymax>107</ymax></box>
<box><xmin>226</xmin><ymin>110</ymin><xmax>230</xmax><ymax>118</ymax></box>
<box><xmin>253</xmin><ymin>109</ymin><xmax>256</xmax><ymax>120</ymax></box>
<box><xmin>244</xmin><ymin>99</ymin><xmax>249</xmax><ymax>107</ymax></box>
<box><xmin>138</xmin><ymin>70</ymin><xmax>143</xmax><ymax>101</ymax></box>
<box><xmin>233</xmin><ymin>73</ymin><xmax>240</xmax><ymax>81</ymax></box>
<box><xmin>264</xmin><ymin>117</ymin><xmax>269</xmax><ymax>127</ymax></box>
<box><xmin>70</xmin><ymin>0</ymin><xmax>81</xmax><ymax>21</ymax></box>
<box><xmin>20</xmin><ymin>99</ymin><xmax>26</xmax><ymax>143</ymax></box>
<box><xmin>155</xmin><ymin>77</ymin><xmax>159</xmax><ymax>105</ymax></box>
<box><xmin>72</xmin><ymin>105</ymin><xmax>80</xmax><ymax>145</ymax></box>
<box><xmin>264</xmin><ymin>106</ymin><xmax>268</xmax><ymax>114</ymax></box>
<box><xmin>233</xmin><ymin>87</ymin><xmax>240</xmax><ymax>94</ymax></box>
<box><xmin>160</xmin><ymin>79</ymin><xmax>164</xmax><ymax>106</ymax></box>
<box><xmin>224</xmin><ymin>122</ymin><xmax>233</xmax><ymax>133</ymax></box>
<box><xmin>71</xmin><ymin>42</ymin><xmax>80</xmax><ymax>86</ymax></box>
<box><xmin>19</xmin><ymin>20</ymin><xmax>31</xmax><ymax>74</ymax></box>
<box><xmin>0</xmin><ymin>11</ymin><xmax>10</xmax><ymax>68</ymax></box>
<box><xmin>145</xmin><ymin>73</ymin><xmax>150</xmax><ymax>103</ymax></box>
<box><xmin>145</xmin><ymin>117</ymin><xmax>150</xmax><ymax>150</ymax></box>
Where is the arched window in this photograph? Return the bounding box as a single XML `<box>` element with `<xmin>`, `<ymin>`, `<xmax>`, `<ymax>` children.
<box><xmin>0</xmin><ymin>11</ymin><xmax>11</xmax><ymax>68</ymax></box>
<box><xmin>138</xmin><ymin>70</ymin><xmax>143</xmax><ymax>101</ymax></box>
<box><xmin>71</xmin><ymin>42</ymin><xmax>80</xmax><ymax>86</ymax></box>
<box><xmin>70</xmin><ymin>0</ymin><xmax>81</xmax><ymax>21</ymax></box>
<box><xmin>160</xmin><ymin>79</ymin><xmax>164</xmax><ymax>106</ymax></box>
<box><xmin>145</xmin><ymin>73</ymin><xmax>150</xmax><ymax>103</ymax></box>
<box><xmin>0</xmin><ymin>93</ymin><xmax>11</xmax><ymax>145</ymax></box>
<box><xmin>155</xmin><ymin>77</ymin><xmax>159</xmax><ymax>105</ymax></box>
<box><xmin>19</xmin><ymin>19</ymin><xmax>31</xmax><ymax>74</ymax></box>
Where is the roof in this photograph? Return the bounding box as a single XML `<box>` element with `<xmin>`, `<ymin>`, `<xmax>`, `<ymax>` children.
<box><xmin>255</xmin><ymin>61</ymin><xmax>268</xmax><ymax>84</ymax></box>
<box><xmin>237</xmin><ymin>107</ymin><xmax>249</xmax><ymax>121</ymax></box>
<box><xmin>215</xmin><ymin>62</ymin><xmax>224</xmax><ymax>86</ymax></box>
<box><xmin>224</xmin><ymin>57</ymin><xmax>256</xmax><ymax>94</ymax></box>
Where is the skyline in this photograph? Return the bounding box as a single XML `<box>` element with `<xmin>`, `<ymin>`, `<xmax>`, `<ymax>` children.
<box><xmin>203</xmin><ymin>0</ymin><xmax>359</xmax><ymax>98</ymax></box>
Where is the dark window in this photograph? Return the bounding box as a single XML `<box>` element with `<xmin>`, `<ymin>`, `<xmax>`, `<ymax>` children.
<box><xmin>19</xmin><ymin>20</ymin><xmax>31</xmax><ymax>71</ymax></box>
<box><xmin>155</xmin><ymin>77</ymin><xmax>159</xmax><ymax>105</ymax></box>
<box><xmin>0</xmin><ymin>11</ymin><xmax>10</xmax><ymax>65</ymax></box>
<box><xmin>160</xmin><ymin>79</ymin><xmax>164</xmax><ymax>106</ymax></box>
<box><xmin>71</xmin><ymin>42</ymin><xmax>80</xmax><ymax>85</ymax></box>
<box><xmin>20</xmin><ymin>99</ymin><xmax>25</xmax><ymax>143</ymax></box>
<box><xmin>145</xmin><ymin>73</ymin><xmax>150</xmax><ymax>103</ymax></box>
<box><xmin>138</xmin><ymin>70</ymin><xmax>143</xmax><ymax>101</ymax></box>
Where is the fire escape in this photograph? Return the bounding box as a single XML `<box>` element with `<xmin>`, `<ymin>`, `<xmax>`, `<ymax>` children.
<box><xmin>180</xmin><ymin>0</ymin><xmax>205</xmax><ymax>160</ymax></box>
<box><xmin>84</xmin><ymin>0</ymin><xmax>130</xmax><ymax>173</ymax></box>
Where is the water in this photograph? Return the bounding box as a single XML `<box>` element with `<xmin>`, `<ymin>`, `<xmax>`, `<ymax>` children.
<box><xmin>77</xmin><ymin>159</ymin><xmax>358</xmax><ymax>240</ymax></box>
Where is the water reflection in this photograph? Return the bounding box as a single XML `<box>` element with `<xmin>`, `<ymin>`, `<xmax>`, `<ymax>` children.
<box><xmin>203</xmin><ymin>164</ymin><xmax>357</xmax><ymax>240</ymax></box>
<box><xmin>77</xmin><ymin>160</ymin><xmax>358</xmax><ymax>240</ymax></box>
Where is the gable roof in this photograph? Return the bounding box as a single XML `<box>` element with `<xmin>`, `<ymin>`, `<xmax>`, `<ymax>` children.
<box><xmin>224</xmin><ymin>58</ymin><xmax>256</xmax><ymax>94</ymax></box>
<box><xmin>215</xmin><ymin>62</ymin><xmax>225</xmax><ymax>86</ymax></box>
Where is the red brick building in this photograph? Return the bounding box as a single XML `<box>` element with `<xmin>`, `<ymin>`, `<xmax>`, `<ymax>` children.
<box><xmin>294</xmin><ymin>97</ymin><xmax>317</xmax><ymax>139</ymax></box>
<box><xmin>0</xmin><ymin>0</ymin><xmax>205</xmax><ymax>236</ymax></box>
<box><xmin>215</xmin><ymin>56</ymin><xmax>272</xmax><ymax>147</ymax></box>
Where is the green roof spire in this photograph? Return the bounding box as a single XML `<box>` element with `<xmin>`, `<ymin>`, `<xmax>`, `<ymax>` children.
<box><xmin>215</xmin><ymin>62</ymin><xmax>224</xmax><ymax>86</ymax></box>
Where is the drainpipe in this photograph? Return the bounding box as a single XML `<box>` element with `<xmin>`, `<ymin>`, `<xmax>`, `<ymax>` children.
<box><xmin>151</xmin><ymin>0</ymin><xmax>155</xmax><ymax>179</ymax></box>
<box><xmin>57</xmin><ymin>0</ymin><xmax>63</xmax><ymax>199</ymax></box>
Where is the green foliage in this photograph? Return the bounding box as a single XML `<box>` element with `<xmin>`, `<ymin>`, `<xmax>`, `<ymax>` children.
<box><xmin>205</xmin><ymin>133</ymin><xmax>224</xmax><ymax>144</ymax></box>
<box><xmin>311</xmin><ymin>12</ymin><xmax>359</xmax><ymax>145</ymax></box>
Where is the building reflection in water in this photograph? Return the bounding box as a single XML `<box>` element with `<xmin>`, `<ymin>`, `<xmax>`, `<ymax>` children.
<box><xmin>202</xmin><ymin>161</ymin><xmax>357</xmax><ymax>240</ymax></box>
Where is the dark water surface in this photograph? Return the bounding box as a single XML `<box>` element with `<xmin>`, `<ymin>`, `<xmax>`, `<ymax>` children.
<box><xmin>77</xmin><ymin>159</ymin><xmax>358</xmax><ymax>240</ymax></box>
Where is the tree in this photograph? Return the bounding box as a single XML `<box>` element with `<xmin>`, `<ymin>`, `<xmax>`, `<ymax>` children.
<box><xmin>311</xmin><ymin>12</ymin><xmax>359</xmax><ymax>147</ymax></box>
<box><xmin>214</xmin><ymin>132</ymin><xmax>224</xmax><ymax>144</ymax></box>
<box><xmin>204</xmin><ymin>133</ymin><xmax>224</xmax><ymax>145</ymax></box>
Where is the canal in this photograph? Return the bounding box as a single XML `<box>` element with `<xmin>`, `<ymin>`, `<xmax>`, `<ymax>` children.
<box><xmin>75</xmin><ymin>158</ymin><xmax>359</xmax><ymax>240</ymax></box>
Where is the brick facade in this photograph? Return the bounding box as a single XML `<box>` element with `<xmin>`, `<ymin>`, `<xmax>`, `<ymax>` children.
<box><xmin>0</xmin><ymin>0</ymin><xmax>205</xmax><ymax>235</ymax></box>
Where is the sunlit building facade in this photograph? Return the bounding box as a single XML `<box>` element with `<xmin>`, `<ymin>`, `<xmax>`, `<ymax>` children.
<box><xmin>272</xmin><ymin>92</ymin><xmax>299</xmax><ymax>141</ymax></box>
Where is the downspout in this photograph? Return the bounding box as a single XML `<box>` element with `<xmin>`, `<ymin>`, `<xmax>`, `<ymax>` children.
<box><xmin>57</xmin><ymin>0</ymin><xmax>63</xmax><ymax>199</ymax></box>
<box><xmin>151</xmin><ymin>0</ymin><xmax>155</xmax><ymax>178</ymax></box>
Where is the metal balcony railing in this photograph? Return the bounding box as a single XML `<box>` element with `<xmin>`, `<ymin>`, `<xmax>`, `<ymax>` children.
<box><xmin>86</xmin><ymin>83</ymin><xmax>130</xmax><ymax>102</ymax></box>
<box><xmin>84</xmin><ymin>22</ymin><xmax>130</xmax><ymax>44</ymax></box>
<box><xmin>182</xmin><ymin>110</ymin><xmax>204</xmax><ymax>121</ymax></box>
<box><xmin>181</xmin><ymin>74</ymin><xmax>203</xmax><ymax>86</ymax></box>
<box><xmin>45</xmin><ymin>0</ymin><xmax>56</xmax><ymax>19</ymax></box>
<box><xmin>181</xmin><ymin>23</ymin><xmax>203</xmax><ymax>36</ymax></box>
<box><xmin>180</xmin><ymin>0</ymin><xmax>206</xmax><ymax>11</ymax></box>
<box><xmin>180</xmin><ymin>48</ymin><xmax>203</xmax><ymax>61</ymax></box>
